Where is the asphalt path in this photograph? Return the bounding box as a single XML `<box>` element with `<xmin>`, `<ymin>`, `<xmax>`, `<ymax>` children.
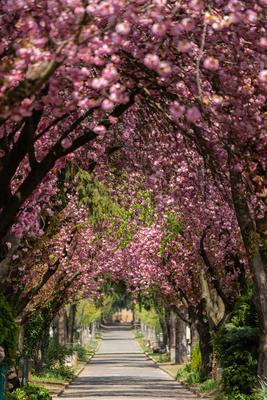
<box><xmin>59</xmin><ymin>325</ymin><xmax>205</xmax><ymax>400</ymax></box>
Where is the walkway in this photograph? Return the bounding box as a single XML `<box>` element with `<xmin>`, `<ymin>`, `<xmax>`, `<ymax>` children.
<box><xmin>60</xmin><ymin>326</ymin><xmax>204</xmax><ymax>400</ymax></box>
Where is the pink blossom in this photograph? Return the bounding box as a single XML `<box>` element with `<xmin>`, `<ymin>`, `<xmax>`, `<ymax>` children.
<box><xmin>259</xmin><ymin>70</ymin><xmax>267</xmax><ymax>83</ymax></box>
<box><xmin>234</xmin><ymin>163</ymin><xmax>243</xmax><ymax>172</ymax></box>
<box><xmin>186</xmin><ymin>106</ymin><xmax>201</xmax><ymax>123</ymax></box>
<box><xmin>157</xmin><ymin>61</ymin><xmax>172</xmax><ymax>77</ymax></box>
<box><xmin>91</xmin><ymin>77</ymin><xmax>108</xmax><ymax>90</ymax></box>
<box><xmin>122</xmin><ymin>130</ymin><xmax>131</xmax><ymax>139</ymax></box>
<box><xmin>259</xmin><ymin>38</ymin><xmax>267</xmax><ymax>48</ymax></box>
<box><xmin>203</xmin><ymin>57</ymin><xmax>220</xmax><ymax>71</ymax></box>
<box><xmin>115</xmin><ymin>21</ymin><xmax>131</xmax><ymax>36</ymax></box>
<box><xmin>177</xmin><ymin>40</ymin><xmax>192</xmax><ymax>53</ymax></box>
<box><xmin>152</xmin><ymin>23</ymin><xmax>167</xmax><ymax>37</ymax></box>
<box><xmin>181</xmin><ymin>18</ymin><xmax>195</xmax><ymax>31</ymax></box>
<box><xmin>74</xmin><ymin>6</ymin><xmax>84</xmax><ymax>16</ymax></box>
<box><xmin>102</xmin><ymin>64</ymin><xmax>118</xmax><ymax>81</ymax></box>
<box><xmin>61</xmin><ymin>138</ymin><xmax>72</xmax><ymax>149</ymax></box>
<box><xmin>109</xmin><ymin>116</ymin><xmax>118</xmax><ymax>124</ymax></box>
<box><xmin>93</xmin><ymin>125</ymin><xmax>106</xmax><ymax>135</ymax></box>
<box><xmin>101</xmin><ymin>99</ymin><xmax>114</xmax><ymax>111</ymax></box>
<box><xmin>189</xmin><ymin>0</ymin><xmax>204</xmax><ymax>10</ymax></box>
<box><xmin>111</xmin><ymin>55</ymin><xmax>121</xmax><ymax>64</ymax></box>
<box><xmin>169</xmin><ymin>102</ymin><xmax>185</xmax><ymax>119</ymax></box>
<box><xmin>144</xmin><ymin>54</ymin><xmax>160</xmax><ymax>69</ymax></box>
<box><xmin>153</xmin><ymin>0</ymin><xmax>167</xmax><ymax>7</ymax></box>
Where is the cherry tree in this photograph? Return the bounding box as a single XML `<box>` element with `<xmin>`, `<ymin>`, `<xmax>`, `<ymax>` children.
<box><xmin>0</xmin><ymin>0</ymin><xmax>266</xmax><ymax>376</ymax></box>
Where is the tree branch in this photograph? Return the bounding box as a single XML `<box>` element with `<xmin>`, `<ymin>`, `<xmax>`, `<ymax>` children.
<box><xmin>0</xmin><ymin>107</ymin><xmax>44</xmax><ymax>208</ymax></box>
<box><xmin>16</xmin><ymin>262</ymin><xmax>60</xmax><ymax>317</ymax></box>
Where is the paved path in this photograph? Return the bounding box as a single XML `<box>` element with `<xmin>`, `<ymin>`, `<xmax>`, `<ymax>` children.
<box><xmin>60</xmin><ymin>325</ymin><xmax>204</xmax><ymax>400</ymax></box>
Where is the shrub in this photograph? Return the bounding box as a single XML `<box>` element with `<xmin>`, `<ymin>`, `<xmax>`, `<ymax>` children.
<box><xmin>227</xmin><ymin>394</ymin><xmax>251</xmax><ymax>400</ymax></box>
<box><xmin>214</xmin><ymin>394</ymin><xmax>228</xmax><ymax>400</ymax></box>
<box><xmin>39</xmin><ymin>366</ymin><xmax>75</xmax><ymax>381</ymax></box>
<box><xmin>186</xmin><ymin>371</ymin><xmax>201</xmax><ymax>385</ymax></box>
<box><xmin>221</xmin><ymin>352</ymin><xmax>257</xmax><ymax>394</ymax></box>
<box><xmin>44</xmin><ymin>342</ymin><xmax>73</xmax><ymax>368</ymax></box>
<box><xmin>214</xmin><ymin>326</ymin><xmax>258</xmax><ymax>394</ymax></box>
<box><xmin>6</xmin><ymin>385</ymin><xmax>50</xmax><ymax>400</ymax></box>
<box><xmin>5</xmin><ymin>389</ymin><xmax>25</xmax><ymax>400</ymax></box>
<box><xmin>176</xmin><ymin>363</ymin><xmax>191</xmax><ymax>380</ymax></box>
<box><xmin>199</xmin><ymin>379</ymin><xmax>218</xmax><ymax>393</ymax></box>
<box><xmin>0</xmin><ymin>296</ymin><xmax>18</xmax><ymax>363</ymax></box>
<box><xmin>191</xmin><ymin>342</ymin><xmax>201</xmax><ymax>373</ymax></box>
<box><xmin>48</xmin><ymin>366</ymin><xmax>75</xmax><ymax>380</ymax></box>
<box><xmin>214</xmin><ymin>393</ymin><xmax>252</xmax><ymax>400</ymax></box>
<box><xmin>184</xmin><ymin>362</ymin><xmax>192</xmax><ymax>373</ymax></box>
<box><xmin>253</xmin><ymin>378</ymin><xmax>267</xmax><ymax>400</ymax></box>
<box><xmin>72</xmin><ymin>344</ymin><xmax>87</xmax><ymax>360</ymax></box>
<box><xmin>23</xmin><ymin>385</ymin><xmax>50</xmax><ymax>400</ymax></box>
<box><xmin>213</xmin><ymin>290</ymin><xmax>259</xmax><ymax>395</ymax></box>
<box><xmin>32</xmin><ymin>365</ymin><xmax>75</xmax><ymax>383</ymax></box>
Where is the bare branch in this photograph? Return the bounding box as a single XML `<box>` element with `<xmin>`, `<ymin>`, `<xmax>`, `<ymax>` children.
<box><xmin>196</xmin><ymin>22</ymin><xmax>207</xmax><ymax>100</ymax></box>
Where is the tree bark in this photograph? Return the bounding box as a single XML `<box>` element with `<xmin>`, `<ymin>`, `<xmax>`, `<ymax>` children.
<box><xmin>193</xmin><ymin>301</ymin><xmax>213</xmax><ymax>379</ymax></box>
<box><xmin>57</xmin><ymin>308</ymin><xmax>66</xmax><ymax>345</ymax></box>
<box><xmin>159</xmin><ymin>311</ymin><xmax>169</xmax><ymax>349</ymax></box>
<box><xmin>169</xmin><ymin>310</ymin><xmax>188</xmax><ymax>364</ymax></box>
<box><xmin>67</xmin><ymin>304</ymin><xmax>76</xmax><ymax>345</ymax></box>
<box><xmin>190</xmin><ymin>323</ymin><xmax>199</xmax><ymax>356</ymax></box>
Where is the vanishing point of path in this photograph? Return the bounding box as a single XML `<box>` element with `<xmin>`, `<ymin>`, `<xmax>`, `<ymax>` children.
<box><xmin>59</xmin><ymin>325</ymin><xmax>206</xmax><ymax>400</ymax></box>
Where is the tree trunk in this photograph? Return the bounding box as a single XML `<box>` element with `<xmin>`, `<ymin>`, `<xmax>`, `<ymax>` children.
<box><xmin>67</xmin><ymin>304</ymin><xmax>76</xmax><ymax>345</ymax></box>
<box><xmin>229</xmin><ymin>165</ymin><xmax>267</xmax><ymax>377</ymax></box>
<box><xmin>166</xmin><ymin>313</ymin><xmax>171</xmax><ymax>351</ymax></box>
<box><xmin>176</xmin><ymin>316</ymin><xmax>188</xmax><ymax>363</ymax></box>
<box><xmin>194</xmin><ymin>302</ymin><xmax>213</xmax><ymax>379</ymax></box>
<box><xmin>169</xmin><ymin>310</ymin><xmax>176</xmax><ymax>363</ymax></box>
<box><xmin>91</xmin><ymin>322</ymin><xmax>96</xmax><ymax>341</ymax></box>
<box><xmin>190</xmin><ymin>323</ymin><xmax>199</xmax><ymax>355</ymax></box>
<box><xmin>169</xmin><ymin>310</ymin><xmax>188</xmax><ymax>364</ymax></box>
<box><xmin>34</xmin><ymin>340</ymin><xmax>43</xmax><ymax>374</ymax></box>
<box><xmin>54</xmin><ymin>308</ymin><xmax>66</xmax><ymax>345</ymax></box>
<box><xmin>159</xmin><ymin>314</ymin><xmax>169</xmax><ymax>349</ymax></box>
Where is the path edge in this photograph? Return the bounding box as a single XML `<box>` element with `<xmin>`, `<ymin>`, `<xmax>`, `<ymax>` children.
<box><xmin>53</xmin><ymin>339</ymin><xmax>102</xmax><ymax>399</ymax></box>
<box><xmin>136</xmin><ymin>339</ymin><xmax>211</xmax><ymax>399</ymax></box>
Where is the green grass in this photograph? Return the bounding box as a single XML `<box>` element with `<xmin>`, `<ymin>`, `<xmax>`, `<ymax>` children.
<box><xmin>138</xmin><ymin>341</ymin><xmax>148</xmax><ymax>353</ymax></box>
<box><xmin>136</xmin><ymin>338</ymin><xmax>169</xmax><ymax>363</ymax></box>
<box><xmin>185</xmin><ymin>371</ymin><xmax>201</xmax><ymax>385</ymax></box>
<box><xmin>199</xmin><ymin>378</ymin><xmax>218</xmax><ymax>393</ymax></box>
<box><xmin>176</xmin><ymin>363</ymin><xmax>218</xmax><ymax>395</ymax></box>
<box><xmin>176</xmin><ymin>363</ymin><xmax>192</xmax><ymax>380</ymax></box>
<box><xmin>176</xmin><ymin>363</ymin><xmax>201</xmax><ymax>385</ymax></box>
<box><xmin>73</xmin><ymin>339</ymin><xmax>100</xmax><ymax>361</ymax></box>
<box><xmin>89</xmin><ymin>339</ymin><xmax>100</xmax><ymax>351</ymax></box>
<box><xmin>151</xmin><ymin>352</ymin><xmax>170</xmax><ymax>363</ymax></box>
<box><xmin>31</xmin><ymin>373</ymin><xmax>67</xmax><ymax>385</ymax></box>
<box><xmin>135</xmin><ymin>331</ymin><xmax>145</xmax><ymax>339</ymax></box>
